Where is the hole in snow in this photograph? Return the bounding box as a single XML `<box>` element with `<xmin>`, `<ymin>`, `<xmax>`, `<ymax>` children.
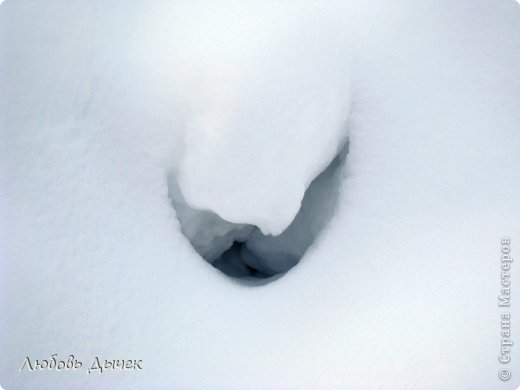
<box><xmin>168</xmin><ymin>141</ymin><xmax>348</xmax><ymax>284</ymax></box>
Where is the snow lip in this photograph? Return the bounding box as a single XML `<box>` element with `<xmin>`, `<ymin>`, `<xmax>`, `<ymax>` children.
<box><xmin>169</xmin><ymin>140</ymin><xmax>349</xmax><ymax>281</ymax></box>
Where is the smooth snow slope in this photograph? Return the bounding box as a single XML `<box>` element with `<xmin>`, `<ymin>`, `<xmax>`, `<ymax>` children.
<box><xmin>1</xmin><ymin>1</ymin><xmax>520</xmax><ymax>389</ymax></box>
<box><xmin>141</xmin><ymin>2</ymin><xmax>352</xmax><ymax>236</ymax></box>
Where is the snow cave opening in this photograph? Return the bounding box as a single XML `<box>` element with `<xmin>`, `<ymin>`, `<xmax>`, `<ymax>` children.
<box><xmin>168</xmin><ymin>142</ymin><xmax>349</xmax><ymax>282</ymax></box>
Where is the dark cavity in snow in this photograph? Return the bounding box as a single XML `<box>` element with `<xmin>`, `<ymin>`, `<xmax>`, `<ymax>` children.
<box><xmin>168</xmin><ymin>142</ymin><xmax>348</xmax><ymax>283</ymax></box>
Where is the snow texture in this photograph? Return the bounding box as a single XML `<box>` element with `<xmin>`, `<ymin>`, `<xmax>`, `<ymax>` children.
<box><xmin>169</xmin><ymin>142</ymin><xmax>348</xmax><ymax>279</ymax></box>
<box><xmin>1</xmin><ymin>1</ymin><xmax>520</xmax><ymax>389</ymax></box>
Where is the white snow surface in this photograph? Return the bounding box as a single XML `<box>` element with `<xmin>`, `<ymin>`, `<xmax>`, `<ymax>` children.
<box><xmin>154</xmin><ymin>2</ymin><xmax>352</xmax><ymax>236</ymax></box>
<box><xmin>1</xmin><ymin>0</ymin><xmax>520</xmax><ymax>389</ymax></box>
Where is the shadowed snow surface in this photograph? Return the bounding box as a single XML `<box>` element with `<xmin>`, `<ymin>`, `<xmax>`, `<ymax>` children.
<box><xmin>1</xmin><ymin>1</ymin><xmax>520</xmax><ymax>389</ymax></box>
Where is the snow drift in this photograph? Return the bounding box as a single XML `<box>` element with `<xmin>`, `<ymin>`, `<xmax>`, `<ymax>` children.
<box><xmin>169</xmin><ymin>142</ymin><xmax>348</xmax><ymax>279</ymax></box>
<box><xmin>1</xmin><ymin>1</ymin><xmax>520</xmax><ymax>389</ymax></box>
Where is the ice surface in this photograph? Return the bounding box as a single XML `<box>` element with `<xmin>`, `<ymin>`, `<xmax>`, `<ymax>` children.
<box><xmin>1</xmin><ymin>1</ymin><xmax>520</xmax><ymax>389</ymax></box>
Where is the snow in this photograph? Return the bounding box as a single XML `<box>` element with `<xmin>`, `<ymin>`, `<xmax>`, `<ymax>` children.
<box><xmin>1</xmin><ymin>0</ymin><xmax>520</xmax><ymax>389</ymax></box>
<box><xmin>169</xmin><ymin>142</ymin><xmax>347</xmax><ymax>278</ymax></box>
<box><xmin>158</xmin><ymin>3</ymin><xmax>352</xmax><ymax>236</ymax></box>
<box><xmin>168</xmin><ymin>175</ymin><xmax>256</xmax><ymax>263</ymax></box>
